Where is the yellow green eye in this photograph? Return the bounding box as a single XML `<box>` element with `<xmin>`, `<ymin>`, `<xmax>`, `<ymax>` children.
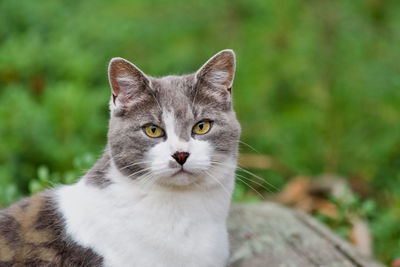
<box><xmin>144</xmin><ymin>124</ymin><xmax>164</xmax><ymax>138</ymax></box>
<box><xmin>192</xmin><ymin>120</ymin><xmax>211</xmax><ymax>135</ymax></box>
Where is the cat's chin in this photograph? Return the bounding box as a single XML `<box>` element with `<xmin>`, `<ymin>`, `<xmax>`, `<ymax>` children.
<box><xmin>157</xmin><ymin>169</ymin><xmax>202</xmax><ymax>188</ymax></box>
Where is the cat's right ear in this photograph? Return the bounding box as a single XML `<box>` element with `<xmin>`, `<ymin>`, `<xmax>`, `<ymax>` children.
<box><xmin>108</xmin><ymin>57</ymin><xmax>149</xmax><ymax>108</ymax></box>
<box><xmin>195</xmin><ymin>49</ymin><xmax>236</xmax><ymax>93</ymax></box>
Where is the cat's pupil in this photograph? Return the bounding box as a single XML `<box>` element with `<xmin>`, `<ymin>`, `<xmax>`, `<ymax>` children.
<box><xmin>199</xmin><ymin>123</ymin><xmax>203</xmax><ymax>130</ymax></box>
<box><xmin>151</xmin><ymin>126</ymin><xmax>156</xmax><ymax>133</ymax></box>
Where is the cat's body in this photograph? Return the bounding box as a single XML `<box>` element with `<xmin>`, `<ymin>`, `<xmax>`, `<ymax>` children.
<box><xmin>0</xmin><ymin>50</ymin><xmax>240</xmax><ymax>267</ymax></box>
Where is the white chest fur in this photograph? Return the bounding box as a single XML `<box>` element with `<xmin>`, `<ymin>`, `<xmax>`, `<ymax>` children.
<box><xmin>56</xmin><ymin>167</ymin><xmax>234</xmax><ymax>267</ymax></box>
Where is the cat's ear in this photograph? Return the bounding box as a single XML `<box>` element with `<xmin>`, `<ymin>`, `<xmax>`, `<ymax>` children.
<box><xmin>108</xmin><ymin>57</ymin><xmax>149</xmax><ymax>106</ymax></box>
<box><xmin>195</xmin><ymin>49</ymin><xmax>236</xmax><ymax>93</ymax></box>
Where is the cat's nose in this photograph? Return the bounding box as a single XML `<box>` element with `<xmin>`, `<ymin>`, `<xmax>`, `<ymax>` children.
<box><xmin>172</xmin><ymin>152</ymin><xmax>190</xmax><ymax>166</ymax></box>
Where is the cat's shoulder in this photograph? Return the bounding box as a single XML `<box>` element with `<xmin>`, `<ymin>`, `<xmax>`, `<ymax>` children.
<box><xmin>0</xmin><ymin>191</ymin><xmax>103</xmax><ymax>266</ymax></box>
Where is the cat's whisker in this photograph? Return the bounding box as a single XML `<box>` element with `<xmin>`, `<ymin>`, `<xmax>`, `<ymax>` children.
<box><xmin>236</xmin><ymin>166</ymin><xmax>279</xmax><ymax>192</ymax></box>
<box><xmin>106</xmin><ymin>151</ymin><xmax>125</xmax><ymax>161</ymax></box>
<box><xmin>235</xmin><ymin>173</ymin><xmax>274</xmax><ymax>193</ymax></box>
<box><xmin>210</xmin><ymin>160</ymin><xmax>279</xmax><ymax>193</ymax></box>
<box><xmin>209</xmin><ymin>160</ymin><xmax>238</xmax><ymax>175</ymax></box>
<box><xmin>146</xmin><ymin>168</ymin><xmax>167</xmax><ymax>176</ymax></box>
<box><xmin>238</xmin><ymin>140</ymin><xmax>261</xmax><ymax>154</ymax></box>
<box><xmin>137</xmin><ymin>173</ymin><xmax>154</xmax><ymax>187</ymax></box>
<box><xmin>101</xmin><ymin>151</ymin><xmax>128</xmax><ymax>168</ymax></box>
<box><xmin>139</xmin><ymin>172</ymin><xmax>163</xmax><ymax>192</ymax></box>
<box><xmin>235</xmin><ymin>175</ymin><xmax>265</xmax><ymax>199</ymax></box>
<box><xmin>203</xmin><ymin>171</ymin><xmax>231</xmax><ymax>198</ymax></box>
<box><xmin>210</xmin><ymin>161</ymin><xmax>237</xmax><ymax>169</ymax></box>
<box><xmin>119</xmin><ymin>161</ymin><xmax>152</xmax><ymax>171</ymax></box>
<box><xmin>191</xmin><ymin>163</ymin><xmax>212</xmax><ymax>169</ymax></box>
<box><xmin>127</xmin><ymin>167</ymin><xmax>153</xmax><ymax>178</ymax></box>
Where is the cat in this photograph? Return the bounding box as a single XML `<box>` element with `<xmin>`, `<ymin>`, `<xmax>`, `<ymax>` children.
<box><xmin>0</xmin><ymin>49</ymin><xmax>241</xmax><ymax>267</ymax></box>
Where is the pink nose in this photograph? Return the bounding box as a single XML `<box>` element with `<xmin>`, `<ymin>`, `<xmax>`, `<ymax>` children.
<box><xmin>172</xmin><ymin>152</ymin><xmax>190</xmax><ymax>166</ymax></box>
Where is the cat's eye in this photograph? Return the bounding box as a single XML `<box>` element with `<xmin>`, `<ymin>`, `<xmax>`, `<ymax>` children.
<box><xmin>192</xmin><ymin>120</ymin><xmax>212</xmax><ymax>135</ymax></box>
<box><xmin>144</xmin><ymin>124</ymin><xmax>165</xmax><ymax>138</ymax></box>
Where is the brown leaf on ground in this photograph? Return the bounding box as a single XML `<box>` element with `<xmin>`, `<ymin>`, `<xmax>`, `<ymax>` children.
<box><xmin>349</xmin><ymin>218</ymin><xmax>373</xmax><ymax>257</ymax></box>
<box><xmin>276</xmin><ymin>174</ymin><xmax>373</xmax><ymax>256</ymax></box>
<box><xmin>278</xmin><ymin>176</ymin><xmax>311</xmax><ymax>205</ymax></box>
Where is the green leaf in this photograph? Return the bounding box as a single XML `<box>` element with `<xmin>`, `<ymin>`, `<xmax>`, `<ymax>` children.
<box><xmin>37</xmin><ymin>165</ymin><xmax>49</xmax><ymax>182</ymax></box>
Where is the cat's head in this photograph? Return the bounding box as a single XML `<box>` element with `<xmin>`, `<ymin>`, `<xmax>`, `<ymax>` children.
<box><xmin>107</xmin><ymin>50</ymin><xmax>240</xmax><ymax>188</ymax></box>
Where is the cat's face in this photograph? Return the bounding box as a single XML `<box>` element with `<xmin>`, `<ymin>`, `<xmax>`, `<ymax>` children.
<box><xmin>107</xmin><ymin>50</ymin><xmax>240</xmax><ymax>188</ymax></box>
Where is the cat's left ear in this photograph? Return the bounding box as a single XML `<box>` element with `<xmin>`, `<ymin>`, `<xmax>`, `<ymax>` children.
<box><xmin>108</xmin><ymin>57</ymin><xmax>149</xmax><ymax>107</ymax></box>
<box><xmin>195</xmin><ymin>49</ymin><xmax>236</xmax><ymax>93</ymax></box>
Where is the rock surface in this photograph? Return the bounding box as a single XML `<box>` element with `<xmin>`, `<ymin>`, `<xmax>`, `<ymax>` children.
<box><xmin>228</xmin><ymin>202</ymin><xmax>383</xmax><ymax>267</ymax></box>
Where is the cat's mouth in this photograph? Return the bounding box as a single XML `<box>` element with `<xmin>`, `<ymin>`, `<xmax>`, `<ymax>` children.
<box><xmin>171</xmin><ymin>168</ymin><xmax>193</xmax><ymax>177</ymax></box>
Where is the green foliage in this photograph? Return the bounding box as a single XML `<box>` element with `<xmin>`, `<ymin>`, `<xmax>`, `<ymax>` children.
<box><xmin>315</xmin><ymin>190</ymin><xmax>377</xmax><ymax>239</ymax></box>
<box><xmin>29</xmin><ymin>154</ymin><xmax>96</xmax><ymax>194</ymax></box>
<box><xmin>0</xmin><ymin>0</ymin><xmax>400</xmax><ymax>263</ymax></box>
<box><xmin>372</xmin><ymin>196</ymin><xmax>400</xmax><ymax>263</ymax></box>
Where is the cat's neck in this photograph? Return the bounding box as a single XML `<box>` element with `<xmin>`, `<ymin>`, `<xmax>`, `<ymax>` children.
<box><xmin>84</xmin><ymin>149</ymin><xmax>113</xmax><ymax>188</ymax></box>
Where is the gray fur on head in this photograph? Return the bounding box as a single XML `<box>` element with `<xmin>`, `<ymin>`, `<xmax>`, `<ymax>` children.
<box><xmin>105</xmin><ymin>49</ymin><xmax>241</xmax><ymax>188</ymax></box>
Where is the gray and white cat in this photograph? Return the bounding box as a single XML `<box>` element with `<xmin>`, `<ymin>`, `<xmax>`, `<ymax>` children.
<box><xmin>0</xmin><ymin>49</ymin><xmax>240</xmax><ymax>266</ymax></box>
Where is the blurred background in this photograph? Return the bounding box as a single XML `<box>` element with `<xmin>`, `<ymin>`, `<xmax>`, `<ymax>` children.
<box><xmin>0</xmin><ymin>0</ymin><xmax>399</xmax><ymax>263</ymax></box>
